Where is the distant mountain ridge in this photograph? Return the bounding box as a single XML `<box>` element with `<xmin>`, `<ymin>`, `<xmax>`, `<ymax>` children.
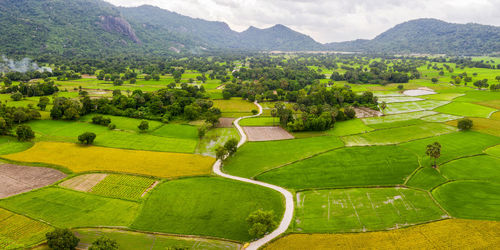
<box><xmin>0</xmin><ymin>0</ymin><xmax>498</xmax><ymax>57</ymax></box>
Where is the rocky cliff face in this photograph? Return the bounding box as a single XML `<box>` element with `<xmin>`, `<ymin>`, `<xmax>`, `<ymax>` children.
<box><xmin>100</xmin><ymin>16</ymin><xmax>141</xmax><ymax>44</ymax></box>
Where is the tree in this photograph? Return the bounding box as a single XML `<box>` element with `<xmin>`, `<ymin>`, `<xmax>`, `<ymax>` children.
<box><xmin>38</xmin><ymin>96</ymin><xmax>50</xmax><ymax>111</ymax></box>
<box><xmin>397</xmin><ymin>85</ymin><xmax>404</xmax><ymax>91</ymax></box>
<box><xmin>16</xmin><ymin>125</ymin><xmax>35</xmax><ymax>141</ymax></box>
<box><xmin>457</xmin><ymin>118</ymin><xmax>473</xmax><ymax>131</ymax></box>
<box><xmin>78</xmin><ymin>132</ymin><xmax>96</xmax><ymax>145</ymax></box>
<box><xmin>89</xmin><ymin>236</ymin><xmax>118</xmax><ymax>250</ymax></box>
<box><xmin>431</xmin><ymin>78</ymin><xmax>438</xmax><ymax>84</ymax></box>
<box><xmin>379</xmin><ymin>101</ymin><xmax>387</xmax><ymax>114</ymax></box>
<box><xmin>46</xmin><ymin>228</ymin><xmax>79</xmax><ymax>250</ymax></box>
<box><xmin>0</xmin><ymin>117</ymin><xmax>9</xmax><ymax>135</ymax></box>
<box><xmin>344</xmin><ymin>106</ymin><xmax>356</xmax><ymax>119</ymax></box>
<box><xmin>11</xmin><ymin>92</ymin><xmax>23</xmax><ymax>101</ymax></box>
<box><xmin>425</xmin><ymin>142</ymin><xmax>441</xmax><ymax>168</ymax></box>
<box><xmin>246</xmin><ymin>209</ymin><xmax>277</xmax><ymax>238</ymax></box>
<box><xmin>215</xmin><ymin>146</ymin><xmax>227</xmax><ymax>160</ymax></box>
<box><xmin>138</xmin><ymin>121</ymin><xmax>149</xmax><ymax>132</ymax></box>
<box><xmin>198</xmin><ymin>125</ymin><xmax>207</xmax><ymax>138</ymax></box>
<box><xmin>224</xmin><ymin>138</ymin><xmax>238</xmax><ymax>156</ymax></box>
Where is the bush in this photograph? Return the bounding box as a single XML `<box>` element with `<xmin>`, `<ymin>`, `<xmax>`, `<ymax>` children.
<box><xmin>457</xmin><ymin>118</ymin><xmax>473</xmax><ymax>131</ymax></box>
<box><xmin>224</xmin><ymin>138</ymin><xmax>239</xmax><ymax>156</ymax></box>
<box><xmin>251</xmin><ymin>109</ymin><xmax>258</xmax><ymax>115</ymax></box>
<box><xmin>11</xmin><ymin>92</ymin><xmax>23</xmax><ymax>101</ymax></box>
<box><xmin>344</xmin><ymin>106</ymin><xmax>356</xmax><ymax>119</ymax></box>
<box><xmin>246</xmin><ymin>209</ymin><xmax>277</xmax><ymax>238</ymax></box>
<box><xmin>138</xmin><ymin>121</ymin><xmax>149</xmax><ymax>131</ymax></box>
<box><xmin>46</xmin><ymin>228</ymin><xmax>79</xmax><ymax>250</ymax></box>
<box><xmin>16</xmin><ymin>125</ymin><xmax>35</xmax><ymax>142</ymax></box>
<box><xmin>89</xmin><ymin>236</ymin><xmax>118</xmax><ymax>250</ymax></box>
<box><xmin>108</xmin><ymin>123</ymin><xmax>116</xmax><ymax>130</ymax></box>
<box><xmin>78</xmin><ymin>132</ymin><xmax>96</xmax><ymax>145</ymax></box>
<box><xmin>92</xmin><ymin>115</ymin><xmax>111</xmax><ymax>126</ymax></box>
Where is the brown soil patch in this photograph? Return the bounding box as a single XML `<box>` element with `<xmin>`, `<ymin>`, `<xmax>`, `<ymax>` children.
<box><xmin>81</xmin><ymin>74</ymin><xmax>97</xmax><ymax>79</ymax></box>
<box><xmin>354</xmin><ymin>107</ymin><xmax>383</xmax><ymax>118</ymax></box>
<box><xmin>217</xmin><ymin>118</ymin><xmax>236</xmax><ymax>128</ymax></box>
<box><xmin>0</xmin><ymin>164</ymin><xmax>66</xmax><ymax>198</ymax></box>
<box><xmin>243</xmin><ymin>126</ymin><xmax>294</xmax><ymax>141</ymax></box>
<box><xmin>59</xmin><ymin>174</ymin><xmax>108</xmax><ymax>192</ymax></box>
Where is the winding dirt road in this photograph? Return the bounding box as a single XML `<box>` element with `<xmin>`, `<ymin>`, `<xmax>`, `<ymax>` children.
<box><xmin>212</xmin><ymin>101</ymin><xmax>294</xmax><ymax>250</ymax></box>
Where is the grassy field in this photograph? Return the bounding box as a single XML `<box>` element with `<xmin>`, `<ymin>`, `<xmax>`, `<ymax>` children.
<box><xmin>74</xmin><ymin>228</ymin><xmax>241</xmax><ymax>250</ymax></box>
<box><xmin>295</xmin><ymin>188</ymin><xmax>445</xmax><ymax>233</ymax></box>
<box><xmin>256</xmin><ymin>145</ymin><xmax>418</xmax><ymax>189</ymax></box>
<box><xmin>131</xmin><ymin>177</ymin><xmax>284</xmax><ymax>242</ymax></box>
<box><xmin>90</xmin><ymin>174</ymin><xmax>157</xmax><ymax>201</ymax></box>
<box><xmin>0</xmin><ymin>208</ymin><xmax>53</xmax><ymax>249</ymax></box>
<box><xmin>384</xmin><ymin>100</ymin><xmax>449</xmax><ymax>114</ymax></box>
<box><xmin>454</xmin><ymin>91</ymin><xmax>500</xmax><ymax>103</ymax></box>
<box><xmin>406</xmin><ymin>167</ymin><xmax>447</xmax><ymax>190</ymax></box>
<box><xmin>265</xmin><ymin>219</ymin><xmax>500</xmax><ymax>250</ymax></box>
<box><xmin>240</xmin><ymin>117</ymin><xmax>278</xmax><ymax>126</ymax></box>
<box><xmin>4</xmin><ymin>142</ymin><xmax>215</xmax><ymax>178</ymax></box>
<box><xmin>400</xmin><ymin>131</ymin><xmax>500</xmax><ymax>167</ymax></box>
<box><xmin>485</xmin><ymin>144</ymin><xmax>500</xmax><ymax>157</ymax></box>
<box><xmin>213</xmin><ymin>98</ymin><xmax>256</xmax><ymax>117</ymax></box>
<box><xmin>0</xmin><ymin>136</ymin><xmax>33</xmax><ymax>155</ymax></box>
<box><xmin>0</xmin><ymin>187</ymin><xmax>139</xmax><ymax>228</ymax></box>
<box><xmin>79</xmin><ymin>115</ymin><xmax>164</xmax><ymax>132</ymax></box>
<box><xmin>196</xmin><ymin>128</ymin><xmax>239</xmax><ymax>157</ymax></box>
<box><xmin>328</xmin><ymin>119</ymin><xmax>374</xmax><ymax>136</ymax></box>
<box><xmin>341</xmin><ymin>123</ymin><xmax>456</xmax><ymax>146</ymax></box>
<box><xmin>150</xmin><ymin>124</ymin><xmax>198</xmax><ymax>139</ymax></box>
<box><xmin>432</xmin><ymin>181</ymin><xmax>500</xmax><ymax>220</ymax></box>
<box><xmin>223</xmin><ymin>136</ymin><xmax>344</xmax><ymax>178</ymax></box>
<box><xmin>440</xmin><ymin>155</ymin><xmax>500</xmax><ymax>181</ymax></box>
<box><xmin>435</xmin><ymin>102</ymin><xmax>497</xmax><ymax>118</ymax></box>
<box><xmin>420</xmin><ymin>93</ymin><xmax>464</xmax><ymax>101</ymax></box>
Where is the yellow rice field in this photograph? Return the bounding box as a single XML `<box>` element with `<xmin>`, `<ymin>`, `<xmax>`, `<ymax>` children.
<box><xmin>3</xmin><ymin>142</ymin><xmax>215</xmax><ymax>178</ymax></box>
<box><xmin>447</xmin><ymin>118</ymin><xmax>500</xmax><ymax>137</ymax></box>
<box><xmin>265</xmin><ymin>219</ymin><xmax>500</xmax><ymax>250</ymax></box>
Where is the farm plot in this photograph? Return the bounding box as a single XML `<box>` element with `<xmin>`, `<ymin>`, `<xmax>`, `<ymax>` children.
<box><xmin>150</xmin><ymin>124</ymin><xmax>198</xmax><ymax>140</ymax></box>
<box><xmin>0</xmin><ymin>187</ymin><xmax>139</xmax><ymax>228</ymax></box>
<box><xmin>223</xmin><ymin>136</ymin><xmax>344</xmax><ymax>178</ymax></box>
<box><xmin>0</xmin><ymin>164</ymin><xmax>66</xmax><ymax>198</ymax></box>
<box><xmin>400</xmin><ymin>131</ymin><xmax>500</xmax><ymax>167</ymax></box>
<box><xmin>75</xmin><ymin>228</ymin><xmax>241</xmax><ymax>250</ymax></box>
<box><xmin>440</xmin><ymin>155</ymin><xmax>500</xmax><ymax>181</ymax></box>
<box><xmin>384</xmin><ymin>100</ymin><xmax>449</xmax><ymax>114</ymax></box>
<box><xmin>420</xmin><ymin>93</ymin><xmax>464</xmax><ymax>101</ymax></box>
<box><xmin>341</xmin><ymin>123</ymin><xmax>456</xmax><ymax>146</ymax></box>
<box><xmin>80</xmin><ymin>115</ymin><xmax>164</xmax><ymax>132</ymax></box>
<box><xmin>217</xmin><ymin>117</ymin><xmax>236</xmax><ymax>128</ymax></box>
<box><xmin>476</xmin><ymin>99</ymin><xmax>500</xmax><ymax>109</ymax></box>
<box><xmin>239</xmin><ymin>117</ymin><xmax>277</xmax><ymax>126</ymax></box>
<box><xmin>256</xmin><ymin>145</ymin><xmax>419</xmax><ymax>189</ymax></box>
<box><xmin>265</xmin><ymin>219</ymin><xmax>500</xmax><ymax>250</ymax></box>
<box><xmin>213</xmin><ymin>98</ymin><xmax>256</xmax><ymax>117</ymax></box>
<box><xmin>328</xmin><ymin>119</ymin><xmax>374</xmax><ymax>136</ymax></box>
<box><xmin>435</xmin><ymin>102</ymin><xmax>497</xmax><ymax>118</ymax></box>
<box><xmin>4</xmin><ymin>142</ymin><xmax>215</xmax><ymax>178</ymax></box>
<box><xmin>485</xmin><ymin>144</ymin><xmax>500</xmax><ymax>157</ymax></box>
<box><xmin>60</xmin><ymin>174</ymin><xmax>108</xmax><ymax>192</ymax></box>
<box><xmin>421</xmin><ymin>113</ymin><xmax>462</xmax><ymax>122</ymax></box>
<box><xmin>432</xmin><ymin>181</ymin><xmax>500</xmax><ymax>220</ymax></box>
<box><xmin>243</xmin><ymin>126</ymin><xmax>294</xmax><ymax>141</ymax></box>
<box><xmin>0</xmin><ymin>136</ymin><xmax>33</xmax><ymax>155</ymax></box>
<box><xmin>294</xmin><ymin>188</ymin><xmax>445</xmax><ymax>233</ymax></box>
<box><xmin>447</xmin><ymin>118</ymin><xmax>500</xmax><ymax>137</ymax></box>
<box><xmin>196</xmin><ymin>128</ymin><xmax>239</xmax><ymax>157</ymax></box>
<box><xmin>0</xmin><ymin>208</ymin><xmax>53</xmax><ymax>249</ymax></box>
<box><xmin>403</xmin><ymin>89</ymin><xmax>436</xmax><ymax>96</ymax></box>
<box><xmin>131</xmin><ymin>177</ymin><xmax>284</xmax><ymax>242</ymax></box>
<box><xmin>362</xmin><ymin>111</ymin><xmax>436</xmax><ymax>125</ymax></box>
<box><xmin>406</xmin><ymin>167</ymin><xmax>447</xmax><ymax>190</ymax></box>
<box><xmin>454</xmin><ymin>91</ymin><xmax>500</xmax><ymax>103</ymax></box>
<box><xmin>377</xmin><ymin>96</ymin><xmax>423</xmax><ymax>103</ymax></box>
<box><xmin>90</xmin><ymin>174</ymin><xmax>157</xmax><ymax>200</ymax></box>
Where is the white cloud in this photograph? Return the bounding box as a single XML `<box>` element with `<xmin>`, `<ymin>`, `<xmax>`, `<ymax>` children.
<box><xmin>104</xmin><ymin>0</ymin><xmax>500</xmax><ymax>43</ymax></box>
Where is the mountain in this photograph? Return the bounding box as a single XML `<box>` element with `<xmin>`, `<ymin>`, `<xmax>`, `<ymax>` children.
<box><xmin>238</xmin><ymin>25</ymin><xmax>323</xmax><ymax>51</ymax></box>
<box><xmin>326</xmin><ymin>18</ymin><xmax>500</xmax><ymax>55</ymax></box>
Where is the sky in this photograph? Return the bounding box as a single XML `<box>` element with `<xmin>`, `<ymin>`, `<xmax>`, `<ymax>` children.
<box><xmin>104</xmin><ymin>0</ymin><xmax>500</xmax><ymax>43</ymax></box>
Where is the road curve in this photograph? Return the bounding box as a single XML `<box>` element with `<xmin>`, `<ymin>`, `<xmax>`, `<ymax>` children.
<box><xmin>212</xmin><ymin>101</ymin><xmax>294</xmax><ymax>250</ymax></box>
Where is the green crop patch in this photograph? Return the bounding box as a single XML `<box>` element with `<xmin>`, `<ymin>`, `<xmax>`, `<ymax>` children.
<box><xmin>440</xmin><ymin>155</ymin><xmax>500</xmax><ymax>181</ymax></box>
<box><xmin>131</xmin><ymin>177</ymin><xmax>284</xmax><ymax>242</ymax></box>
<box><xmin>239</xmin><ymin>117</ymin><xmax>278</xmax><ymax>126</ymax></box>
<box><xmin>294</xmin><ymin>188</ymin><xmax>445</xmax><ymax>233</ymax></box>
<box><xmin>151</xmin><ymin>124</ymin><xmax>198</xmax><ymax>140</ymax></box>
<box><xmin>0</xmin><ymin>187</ymin><xmax>139</xmax><ymax>228</ymax></box>
<box><xmin>256</xmin><ymin>145</ymin><xmax>418</xmax><ymax>189</ymax></box>
<box><xmin>90</xmin><ymin>174</ymin><xmax>157</xmax><ymax>200</ymax></box>
<box><xmin>420</xmin><ymin>93</ymin><xmax>464</xmax><ymax>101</ymax></box>
<box><xmin>421</xmin><ymin>113</ymin><xmax>462</xmax><ymax>122</ymax></box>
<box><xmin>485</xmin><ymin>144</ymin><xmax>500</xmax><ymax>157</ymax></box>
<box><xmin>328</xmin><ymin>119</ymin><xmax>374</xmax><ymax>136</ymax></box>
<box><xmin>95</xmin><ymin>131</ymin><xmax>197</xmax><ymax>153</ymax></box>
<box><xmin>435</xmin><ymin>102</ymin><xmax>497</xmax><ymax>118</ymax></box>
<box><xmin>400</xmin><ymin>132</ymin><xmax>500</xmax><ymax>167</ymax></box>
<box><xmin>0</xmin><ymin>136</ymin><xmax>33</xmax><ymax>155</ymax></box>
<box><xmin>362</xmin><ymin>111</ymin><xmax>436</xmax><ymax>125</ymax></box>
<box><xmin>432</xmin><ymin>181</ymin><xmax>500</xmax><ymax>220</ymax></box>
<box><xmin>0</xmin><ymin>208</ymin><xmax>53</xmax><ymax>249</ymax></box>
<box><xmin>406</xmin><ymin>167</ymin><xmax>447</xmax><ymax>190</ymax></box>
<box><xmin>384</xmin><ymin>100</ymin><xmax>449</xmax><ymax>114</ymax></box>
<box><xmin>80</xmin><ymin>115</ymin><xmax>164</xmax><ymax>132</ymax></box>
<box><xmin>454</xmin><ymin>91</ymin><xmax>500</xmax><ymax>103</ymax></box>
<box><xmin>223</xmin><ymin>136</ymin><xmax>344</xmax><ymax>178</ymax></box>
<box><xmin>341</xmin><ymin>123</ymin><xmax>456</xmax><ymax>146</ymax></box>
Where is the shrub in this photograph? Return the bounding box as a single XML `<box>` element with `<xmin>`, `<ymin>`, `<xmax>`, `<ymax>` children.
<box><xmin>224</xmin><ymin>138</ymin><xmax>239</xmax><ymax>156</ymax></box>
<box><xmin>16</xmin><ymin>125</ymin><xmax>35</xmax><ymax>142</ymax></box>
<box><xmin>457</xmin><ymin>118</ymin><xmax>473</xmax><ymax>131</ymax></box>
<box><xmin>92</xmin><ymin>115</ymin><xmax>111</xmax><ymax>126</ymax></box>
<box><xmin>108</xmin><ymin>123</ymin><xmax>116</xmax><ymax>130</ymax></box>
<box><xmin>78</xmin><ymin>132</ymin><xmax>96</xmax><ymax>145</ymax></box>
<box><xmin>10</xmin><ymin>92</ymin><xmax>23</xmax><ymax>101</ymax></box>
<box><xmin>246</xmin><ymin>209</ymin><xmax>277</xmax><ymax>238</ymax></box>
<box><xmin>344</xmin><ymin>106</ymin><xmax>356</xmax><ymax>119</ymax></box>
<box><xmin>46</xmin><ymin>228</ymin><xmax>79</xmax><ymax>250</ymax></box>
<box><xmin>138</xmin><ymin>121</ymin><xmax>149</xmax><ymax>132</ymax></box>
<box><xmin>251</xmin><ymin>109</ymin><xmax>258</xmax><ymax>115</ymax></box>
<box><xmin>89</xmin><ymin>236</ymin><xmax>118</xmax><ymax>250</ymax></box>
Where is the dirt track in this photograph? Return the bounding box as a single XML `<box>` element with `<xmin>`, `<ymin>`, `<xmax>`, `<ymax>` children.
<box><xmin>0</xmin><ymin>164</ymin><xmax>66</xmax><ymax>198</ymax></box>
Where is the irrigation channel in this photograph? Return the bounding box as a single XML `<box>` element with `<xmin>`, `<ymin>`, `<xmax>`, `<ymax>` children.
<box><xmin>212</xmin><ymin>101</ymin><xmax>294</xmax><ymax>250</ymax></box>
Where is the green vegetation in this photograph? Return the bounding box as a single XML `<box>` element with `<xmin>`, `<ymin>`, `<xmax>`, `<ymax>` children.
<box><xmin>256</xmin><ymin>145</ymin><xmax>418</xmax><ymax>189</ymax></box>
<box><xmin>328</xmin><ymin>119</ymin><xmax>374</xmax><ymax>136</ymax></box>
<box><xmin>131</xmin><ymin>177</ymin><xmax>284</xmax><ymax>242</ymax></box>
<box><xmin>46</xmin><ymin>228</ymin><xmax>80</xmax><ymax>250</ymax></box>
<box><xmin>435</xmin><ymin>102</ymin><xmax>497</xmax><ymax>118</ymax></box>
<box><xmin>0</xmin><ymin>187</ymin><xmax>139</xmax><ymax>228</ymax></box>
<box><xmin>196</xmin><ymin>128</ymin><xmax>239</xmax><ymax>157</ymax></box>
<box><xmin>0</xmin><ymin>208</ymin><xmax>53</xmax><ymax>249</ymax></box>
<box><xmin>485</xmin><ymin>144</ymin><xmax>500</xmax><ymax>157</ymax></box>
<box><xmin>440</xmin><ymin>155</ymin><xmax>500</xmax><ymax>180</ymax></box>
<box><xmin>384</xmin><ymin>100</ymin><xmax>449</xmax><ymax>114</ymax></box>
<box><xmin>421</xmin><ymin>113</ymin><xmax>462</xmax><ymax>122</ymax></box>
<box><xmin>362</xmin><ymin>111</ymin><xmax>436</xmax><ymax>125</ymax></box>
<box><xmin>0</xmin><ymin>136</ymin><xmax>32</xmax><ymax>155</ymax></box>
<box><xmin>406</xmin><ymin>167</ymin><xmax>447</xmax><ymax>190</ymax></box>
<box><xmin>295</xmin><ymin>188</ymin><xmax>445</xmax><ymax>232</ymax></box>
<box><xmin>240</xmin><ymin>117</ymin><xmax>277</xmax><ymax>126</ymax></box>
<box><xmin>90</xmin><ymin>174</ymin><xmax>156</xmax><ymax>200</ymax></box>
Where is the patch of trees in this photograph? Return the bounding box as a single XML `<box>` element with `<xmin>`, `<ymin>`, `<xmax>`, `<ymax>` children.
<box><xmin>457</xmin><ymin>118</ymin><xmax>473</xmax><ymax>131</ymax></box>
<box><xmin>246</xmin><ymin>209</ymin><xmax>278</xmax><ymax>238</ymax></box>
<box><xmin>2</xmin><ymin>80</ymin><xmax>59</xmax><ymax>97</ymax></box>
<box><xmin>78</xmin><ymin>132</ymin><xmax>96</xmax><ymax>145</ymax></box>
<box><xmin>215</xmin><ymin>138</ymin><xmax>239</xmax><ymax>160</ymax></box>
<box><xmin>91</xmin><ymin>115</ymin><xmax>111</xmax><ymax>126</ymax></box>
<box><xmin>0</xmin><ymin>105</ymin><xmax>41</xmax><ymax>135</ymax></box>
<box><xmin>45</xmin><ymin>228</ymin><xmax>79</xmax><ymax>250</ymax></box>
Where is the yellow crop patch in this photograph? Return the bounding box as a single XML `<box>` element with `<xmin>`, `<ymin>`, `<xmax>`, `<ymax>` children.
<box><xmin>265</xmin><ymin>219</ymin><xmax>500</xmax><ymax>250</ymax></box>
<box><xmin>213</xmin><ymin>98</ymin><xmax>257</xmax><ymax>113</ymax></box>
<box><xmin>4</xmin><ymin>142</ymin><xmax>215</xmax><ymax>178</ymax></box>
<box><xmin>447</xmin><ymin>118</ymin><xmax>500</xmax><ymax>137</ymax></box>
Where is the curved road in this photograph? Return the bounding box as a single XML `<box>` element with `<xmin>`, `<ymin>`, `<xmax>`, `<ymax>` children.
<box><xmin>212</xmin><ymin>101</ymin><xmax>294</xmax><ymax>250</ymax></box>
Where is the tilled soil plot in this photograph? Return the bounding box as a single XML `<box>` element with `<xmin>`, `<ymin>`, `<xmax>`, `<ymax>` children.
<box><xmin>217</xmin><ymin>117</ymin><xmax>236</xmax><ymax>128</ymax></box>
<box><xmin>0</xmin><ymin>164</ymin><xmax>66</xmax><ymax>198</ymax></box>
<box><xmin>355</xmin><ymin>107</ymin><xmax>383</xmax><ymax>118</ymax></box>
<box><xmin>243</xmin><ymin>126</ymin><xmax>294</xmax><ymax>141</ymax></box>
<box><xmin>59</xmin><ymin>174</ymin><xmax>108</xmax><ymax>192</ymax></box>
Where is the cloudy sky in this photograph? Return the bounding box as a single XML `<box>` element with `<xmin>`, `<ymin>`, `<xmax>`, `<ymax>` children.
<box><xmin>104</xmin><ymin>0</ymin><xmax>500</xmax><ymax>43</ymax></box>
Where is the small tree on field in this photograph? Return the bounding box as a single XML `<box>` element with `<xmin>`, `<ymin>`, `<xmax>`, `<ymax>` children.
<box><xmin>46</xmin><ymin>228</ymin><xmax>79</xmax><ymax>250</ymax></box>
<box><xmin>224</xmin><ymin>138</ymin><xmax>238</xmax><ymax>156</ymax></box>
<box><xmin>431</xmin><ymin>78</ymin><xmax>438</xmax><ymax>84</ymax></box>
<box><xmin>457</xmin><ymin>118</ymin><xmax>473</xmax><ymax>131</ymax></box>
<box><xmin>426</xmin><ymin>142</ymin><xmax>441</xmax><ymax>168</ymax></box>
<box><xmin>251</xmin><ymin>109</ymin><xmax>258</xmax><ymax>115</ymax></box>
<box><xmin>138</xmin><ymin>121</ymin><xmax>149</xmax><ymax>132</ymax></box>
<box><xmin>89</xmin><ymin>236</ymin><xmax>118</xmax><ymax>250</ymax></box>
<box><xmin>38</xmin><ymin>96</ymin><xmax>50</xmax><ymax>111</ymax></box>
<box><xmin>246</xmin><ymin>209</ymin><xmax>277</xmax><ymax>238</ymax></box>
<box><xmin>198</xmin><ymin>125</ymin><xmax>207</xmax><ymax>139</ymax></box>
<box><xmin>11</xmin><ymin>92</ymin><xmax>23</xmax><ymax>101</ymax></box>
<box><xmin>78</xmin><ymin>132</ymin><xmax>96</xmax><ymax>145</ymax></box>
<box><xmin>397</xmin><ymin>85</ymin><xmax>404</xmax><ymax>91</ymax></box>
<box><xmin>215</xmin><ymin>146</ymin><xmax>227</xmax><ymax>160</ymax></box>
<box><xmin>379</xmin><ymin>101</ymin><xmax>387</xmax><ymax>114</ymax></box>
<box><xmin>16</xmin><ymin>125</ymin><xmax>35</xmax><ymax>142</ymax></box>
